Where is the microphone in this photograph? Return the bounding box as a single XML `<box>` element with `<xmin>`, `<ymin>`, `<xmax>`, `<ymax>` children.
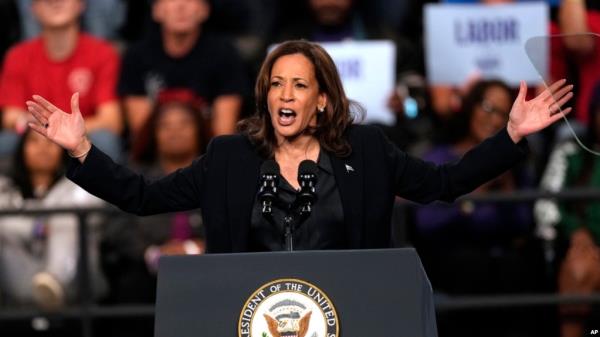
<box><xmin>297</xmin><ymin>160</ymin><xmax>318</xmax><ymax>215</ymax></box>
<box><xmin>258</xmin><ymin>160</ymin><xmax>280</xmax><ymax>215</ymax></box>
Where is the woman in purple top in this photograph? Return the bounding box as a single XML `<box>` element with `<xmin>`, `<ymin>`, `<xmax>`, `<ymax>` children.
<box><xmin>415</xmin><ymin>80</ymin><xmax>539</xmax><ymax>296</ymax></box>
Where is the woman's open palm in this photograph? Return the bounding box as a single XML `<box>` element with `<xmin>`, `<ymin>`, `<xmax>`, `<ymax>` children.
<box><xmin>26</xmin><ymin>93</ymin><xmax>87</xmax><ymax>152</ymax></box>
<box><xmin>507</xmin><ymin>79</ymin><xmax>573</xmax><ymax>142</ymax></box>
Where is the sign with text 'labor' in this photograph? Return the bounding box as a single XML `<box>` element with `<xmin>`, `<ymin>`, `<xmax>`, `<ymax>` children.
<box><xmin>319</xmin><ymin>41</ymin><xmax>396</xmax><ymax>126</ymax></box>
<box><xmin>425</xmin><ymin>2</ymin><xmax>548</xmax><ymax>86</ymax></box>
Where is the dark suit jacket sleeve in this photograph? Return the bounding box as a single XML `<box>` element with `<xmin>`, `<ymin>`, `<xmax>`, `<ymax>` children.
<box><xmin>386</xmin><ymin>127</ymin><xmax>528</xmax><ymax>204</ymax></box>
<box><xmin>66</xmin><ymin>141</ymin><xmax>214</xmax><ymax>216</ymax></box>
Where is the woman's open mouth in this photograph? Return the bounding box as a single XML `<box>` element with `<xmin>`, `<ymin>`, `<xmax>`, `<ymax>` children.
<box><xmin>278</xmin><ymin>108</ymin><xmax>297</xmax><ymax>126</ymax></box>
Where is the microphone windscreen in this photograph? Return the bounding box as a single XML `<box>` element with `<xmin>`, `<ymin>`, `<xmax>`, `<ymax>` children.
<box><xmin>298</xmin><ymin>160</ymin><xmax>318</xmax><ymax>177</ymax></box>
<box><xmin>260</xmin><ymin>159</ymin><xmax>280</xmax><ymax>175</ymax></box>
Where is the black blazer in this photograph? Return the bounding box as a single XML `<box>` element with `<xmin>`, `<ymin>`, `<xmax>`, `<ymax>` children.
<box><xmin>67</xmin><ymin>125</ymin><xmax>528</xmax><ymax>253</ymax></box>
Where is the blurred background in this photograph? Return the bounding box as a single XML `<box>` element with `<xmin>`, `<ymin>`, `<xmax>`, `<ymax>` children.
<box><xmin>0</xmin><ymin>0</ymin><xmax>599</xmax><ymax>336</ymax></box>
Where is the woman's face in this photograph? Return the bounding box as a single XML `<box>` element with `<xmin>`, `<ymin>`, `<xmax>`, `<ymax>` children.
<box><xmin>156</xmin><ymin>105</ymin><xmax>199</xmax><ymax>158</ymax></box>
<box><xmin>267</xmin><ymin>53</ymin><xmax>327</xmax><ymax>143</ymax></box>
<box><xmin>470</xmin><ymin>85</ymin><xmax>511</xmax><ymax>142</ymax></box>
<box><xmin>24</xmin><ymin>130</ymin><xmax>63</xmax><ymax>175</ymax></box>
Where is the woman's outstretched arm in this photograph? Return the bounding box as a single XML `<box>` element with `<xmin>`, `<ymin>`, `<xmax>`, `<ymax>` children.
<box><xmin>391</xmin><ymin>79</ymin><xmax>573</xmax><ymax>203</ymax></box>
<box><xmin>26</xmin><ymin>93</ymin><xmax>205</xmax><ymax>215</ymax></box>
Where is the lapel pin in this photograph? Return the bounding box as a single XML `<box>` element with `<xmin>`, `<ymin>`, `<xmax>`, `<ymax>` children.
<box><xmin>345</xmin><ymin>164</ymin><xmax>354</xmax><ymax>173</ymax></box>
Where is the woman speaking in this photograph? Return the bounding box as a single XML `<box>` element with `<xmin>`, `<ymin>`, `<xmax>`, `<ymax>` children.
<box><xmin>25</xmin><ymin>40</ymin><xmax>573</xmax><ymax>253</ymax></box>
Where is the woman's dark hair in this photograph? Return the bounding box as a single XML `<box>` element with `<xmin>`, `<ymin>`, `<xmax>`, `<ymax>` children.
<box><xmin>132</xmin><ymin>98</ymin><xmax>208</xmax><ymax>164</ymax></box>
<box><xmin>238</xmin><ymin>40</ymin><xmax>362</xmax><ymax>158</ymax></box>
<box><xmin>9</xmin><ymin>129</ymin><xmax>68</xmax><ymax>199</ymax></box>
<box><xmin>449</xmin><ymin>79</ymin><xmax>513</xmax><ymax>143</ymax></box>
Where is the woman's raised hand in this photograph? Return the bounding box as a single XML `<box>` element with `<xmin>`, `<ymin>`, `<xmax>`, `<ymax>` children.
<box><xmin>26</xmin><ymin>93</ymin><xmax>90</xmax><ymax>157</ymax></box>
<box><xmin>506</xmin><ymin>79</ymin><xmax>574</xmax><ymax>143</ymax></box>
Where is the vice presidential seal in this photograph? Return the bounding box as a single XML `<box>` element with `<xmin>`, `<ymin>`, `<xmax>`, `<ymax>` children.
<box><xmin>238</xmin><ymin>278</ymin><xmax>339</xmax><ymax>337</ymax></box>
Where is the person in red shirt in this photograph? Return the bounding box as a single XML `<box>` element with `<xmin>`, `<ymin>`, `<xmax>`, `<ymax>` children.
<box><xmin>559</xmin><ymin>0</ymin><xmax>600</xmax><ymax>126</ymax></box>
<box><xmin>0</xmin><ymin>0</ymin><xmax>122</xmax><ymax>160</ymax></box>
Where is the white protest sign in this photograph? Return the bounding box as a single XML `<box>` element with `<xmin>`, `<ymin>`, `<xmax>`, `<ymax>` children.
<box><xmin>425</xmin><ymin>2</ymin><xmax>549</xmax><ymax>86</ymax></box>
<box><xmin>319</xmin><ymin>41</ymin><xmax>396</xmax><ymax>125</ymax></box>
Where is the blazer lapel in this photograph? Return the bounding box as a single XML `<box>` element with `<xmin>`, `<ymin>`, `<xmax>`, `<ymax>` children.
<box><xmin>329</xmin><ymin>142</ymin><xmax>364</xmax><ymax>248</ymax></box>
<box><xmin>227</xmin><ymin>149</ymin><xmax>261</xmax><ymax>252</ymax></box>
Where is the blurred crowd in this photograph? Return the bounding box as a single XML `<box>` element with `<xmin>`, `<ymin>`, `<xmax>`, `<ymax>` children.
<box><xmin>0</xmin><ymin>0</ymin><xmax>600</xmax><ymax>336</ymax></box>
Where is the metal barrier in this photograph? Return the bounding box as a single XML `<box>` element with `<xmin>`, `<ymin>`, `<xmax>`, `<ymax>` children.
<box><xmin>1</xmin><ymin>188</ymin><xmax>600</xmax><ymax>336</ymax></box>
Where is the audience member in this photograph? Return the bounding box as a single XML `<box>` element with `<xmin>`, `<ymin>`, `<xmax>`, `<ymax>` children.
<box><xmin>0</xmin><ymin>129</ymin><xmax>107</xmax><ymax>309</ymax></box>
<box><xmin>118</xmin><ymin>0</ymin><xmax>247</xmax><ymax>138</ymax></box>
<box><xmin>415</xmin><ymin>80</ymin><xmax>536</xmax><ymax>294</ymax></box>
<box><xmin>414</xmin><ymin>79</ymin><xmax>544</xmax><ymax>337</ymax></box>
<box><xmin>0</xmin><ymin>0</ymin><xmax>123</xmax><ymax>160</ymax></box>
<box><xmin>101</xmin><ymin>93</ymin><xmax>206</xmax><ymax>307</ymax></box>
<box><xmin>535</xmin><ymin>81</ymin><xmax>600</xmax><ymax>337</ymax></box>
<box><xmin>558</xmin><ymin>0</ymin><xmax>600</xmax><ymax>126</ymax></box>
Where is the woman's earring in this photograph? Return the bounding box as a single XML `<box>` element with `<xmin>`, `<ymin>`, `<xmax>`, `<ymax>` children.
<box><xmin>318</xmin><ymin>106</ymin><xmax>325</xmax><ymax>113</ymax></box>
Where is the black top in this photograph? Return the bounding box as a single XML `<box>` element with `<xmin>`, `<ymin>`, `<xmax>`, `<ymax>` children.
<box><xmin>249</xmin><ymin>151</ymin><xmax>345</xmax><ymax>251</ymax></box>
<box><xmin>66</xmin><ymin>125</ymin><xmax>528</xmax><ymax>253</ymax></box>
<box><xmin>117</xmin><ymin>31</ymin><xmax>247</xmax><ymax>104</ymax></box>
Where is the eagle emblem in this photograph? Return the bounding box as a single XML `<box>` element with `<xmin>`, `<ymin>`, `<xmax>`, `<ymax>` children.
<box><xmin>264</xmin><ymin>299</ymin><xmax>312</xmax><ymax>337</ymax></box>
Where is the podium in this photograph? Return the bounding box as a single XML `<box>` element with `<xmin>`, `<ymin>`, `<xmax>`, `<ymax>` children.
<box><xmin>155</xmin><ymin>248</ymin><xmax>438</xmax><ymax>337</ymax></box>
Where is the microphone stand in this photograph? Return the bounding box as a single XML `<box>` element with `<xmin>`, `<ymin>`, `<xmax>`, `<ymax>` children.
<box><xmin>284</xmin><ymin>214</ymin><xmax>294</xmax><ymax>251</ymax></box>
<box><xmin>283</xmin><ymin>202</ymin><xmax>314</xmax><ymax>252</ymax></box>
<box><xmin>262</xmin><ymin>197</ymin><xmax>298</xmax><ymax>251</ymax></box>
